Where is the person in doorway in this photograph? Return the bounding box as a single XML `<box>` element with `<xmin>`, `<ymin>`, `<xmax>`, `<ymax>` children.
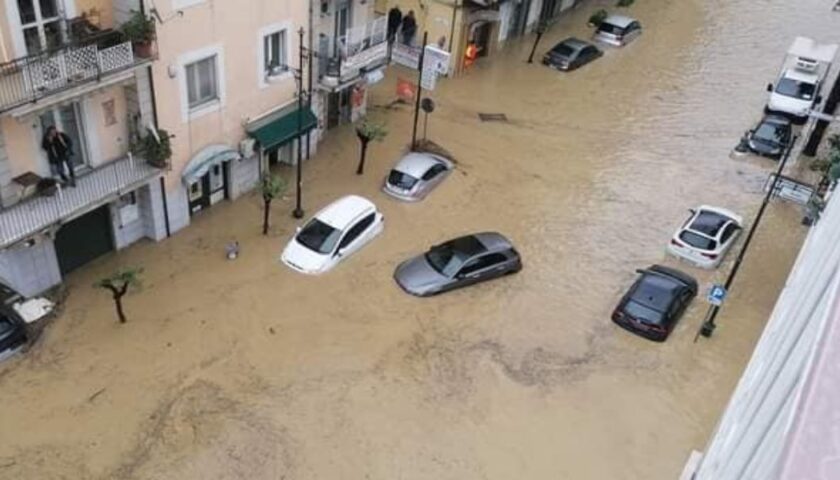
<box><xmin>401</xmin><ymin>10</ymin><xmax>417</xmax><ymax>46</ymax></box>
<box><xmin>41</xmin><ymin>126</ymin><xmax>76</xmax><ymax>187</ymax></box>
<box><xmin>387</xmin><ymin>6</ymin><xmax>403</xmax><ymax>43</ymax></box>
<box><xmin>464</xmin><ymin>40</ymin><xmax>479</xmax><ymax>70</ymax></box>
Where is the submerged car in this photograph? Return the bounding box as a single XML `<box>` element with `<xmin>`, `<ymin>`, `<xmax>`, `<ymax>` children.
<box><xmin>745</xmin><ymin>115</ymin><xmax>792</xmax><ymax>159</ymax></box>
<box><xmin>593</xmin><ymin>15</ymin><xmax>642</xmax><ymax>47</ymax></box>
<box><xmin>612</xmin><ymin>265</ymin><xmax>697</xmax><ymax>342</ymax></box>
<box><xmin>0</xmin><ymin>282</ymin><xmax>54</xmax><ymax>361</ymax></box>
<box><xmin>542</xmin><ymin>37</ymin><xmax>602</xmax><ymax>71</ymax></box>
<box><xmin>383</xmin><ymin>152</ymin><xmax>454</xmax><ymax>202</ymax></box>
<box><xmin>394</xmin><ymin>232</ymin><xmax>521</xmax><ymax>296</ymax></box>
<box><xmin>281</xmin><ymin>195</ymin><xmax>384</xmax><ymax>274</ymax></box>
<box><xmin>667</xmin><ymin>206</ymin><xmax>743</xmax><ymax>269</ymax></box>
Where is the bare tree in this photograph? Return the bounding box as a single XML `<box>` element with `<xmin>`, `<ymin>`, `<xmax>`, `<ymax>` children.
<box><xmin>355</xmin><ymin>118</ymin><xmax>388</xmax><ymax>175</ymax></box>
<box><xmin>95</xmin><ymin>267</ymin><xmax>143</xmax><ymax>324</ymax></box>
<box><xmin>261</xmin><ymin>174</ymin><xmax>287</xmax><ymax>235</ymax></box>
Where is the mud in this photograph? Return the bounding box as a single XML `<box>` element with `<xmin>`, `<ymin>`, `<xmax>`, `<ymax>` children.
<box><xmin>1</xmin><ymin>0</ymin><xmax>837</xmax><ymax>479</ymax></box>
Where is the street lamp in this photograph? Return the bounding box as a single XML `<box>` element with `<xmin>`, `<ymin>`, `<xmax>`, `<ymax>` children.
<box><xmin>292</xmin><ymin>27</ymin><xmax>309</xmax><ymax>219</ymax></box>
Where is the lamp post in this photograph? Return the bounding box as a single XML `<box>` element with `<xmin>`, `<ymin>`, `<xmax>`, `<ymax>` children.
<box><xmin>293</xmin><ymin>27</ymin><xmax>307</xmax><ymax>219</ymax></box>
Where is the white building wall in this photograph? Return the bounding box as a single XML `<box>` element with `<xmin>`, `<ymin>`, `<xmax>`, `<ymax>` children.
<box><xmin>0</xmin><ymin>237</ymin><xmax>61</xmax><ymax>296</ymax></box>
<box><xmin>689</xmin><ymin>190</ymin><xmax>840</xmax><ymax>480</ymax></box>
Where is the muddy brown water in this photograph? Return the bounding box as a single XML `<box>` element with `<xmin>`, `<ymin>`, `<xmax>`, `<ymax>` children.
<box><xmin>1</xmin><ymin>1</ymin><xmax>837</xmax><ymax>479</ymax></box>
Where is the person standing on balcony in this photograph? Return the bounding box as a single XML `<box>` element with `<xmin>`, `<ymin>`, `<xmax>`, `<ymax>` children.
<box><xmin>387</xmin><ymin>6</ymin><xmax>403</xmax><ymax>44</ymax></box>
<box><xmin>42</xmin><ymin>126</ymin><xmax>76</xmax><ymax>187</ymax></box>
<box><xmin>401</xmin><ymin>11</ymin><xmax>417</xmax><ymax>46</ymax></box>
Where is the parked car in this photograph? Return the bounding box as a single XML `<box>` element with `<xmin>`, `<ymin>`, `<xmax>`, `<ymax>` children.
<box><xmin>593</xmin><ymin>15</ymin><xmax>642</xmax><ymax>47</ymax></box>
<box><xmin>394</xmin><ymin>232</ymin><xmax>521</xmax><ymax>296</ymax></box>
<box><xmin>667</xmin><ymin>206</ymin><xmax>743</xmax><ymax>269</ymax></box>
<box><xmin>745</xmin><ymin>115</ymin><xmax>792</xmax><ymax>159</ymax></box>
<box><xmin>612</xmin><ymin>265</ymin><xmax>697</xmax><ymax>342</ymax></box>
<box><xmin>0</xmin><ymin>282</ymin><xmax>54</xmax><ymax>361</ymax></box>
<box><xmin>542</xmin><ymin>37</ymin><xmax>603</xmax><ymax>71</ymax></box>
<box><xmin>383</xmin><ymin>152</ymin><xmax>454</xmax><ymax>202</ymax></box>
<box><xmin>281</xmin><ymin>195</ymin><xmax>384</xmax><ymax>274</ymax></box>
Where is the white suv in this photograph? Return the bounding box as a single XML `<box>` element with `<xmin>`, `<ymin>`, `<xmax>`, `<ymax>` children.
<box><xmin>667</xmin><ymin>206</ymin><xmax>743</xmax><ymax>269</ymax></box>
<box><xmin>281</xmin><ymin>195</ymin><xmax>384</xmax><ymax>274</ymax></box>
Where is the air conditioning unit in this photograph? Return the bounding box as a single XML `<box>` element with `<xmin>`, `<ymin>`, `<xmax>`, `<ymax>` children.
<box><xmin>240</xmin><ymin>138</ymin><xmax>256</xmax><ymax>158</ymax></box>
<box><xmin>795</xmin><ymin>56</ymin><xmax>819</xmax><ymax>72</ymax></box>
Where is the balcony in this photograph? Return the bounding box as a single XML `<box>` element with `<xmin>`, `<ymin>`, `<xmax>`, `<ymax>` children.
<box><xmin>320</xmin><ymin>16</ymin><xmax>388</xmax><ymax>88</ymax></box>
<box><xmin>0</xmin><ymin>155</ymin><xmax>162</xmax><ymax>248</ymax></box>
<box><xmin>0</xmin><ymin>23</ymin><xmax>155</xmax><ymax>114</ymax></box>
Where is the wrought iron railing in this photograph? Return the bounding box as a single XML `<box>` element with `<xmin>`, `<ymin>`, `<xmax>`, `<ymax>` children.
<box><xmin>0</xmin><ymin>154</ymin><xmax>162</xmax><ymax>248</ymax></box>
<box><xmin>321</xmin><ymin>16</ymin><xmax>388</xmax><ymax>83</ymax></box>
<box><xmin>0</xmin><ymin>26</ymin><xmax>154</xmax><ymax>113</ymax></box>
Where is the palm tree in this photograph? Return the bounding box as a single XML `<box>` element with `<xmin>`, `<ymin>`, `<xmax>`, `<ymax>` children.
<box><xmin>261</xmin><ymin>173</ymin><xmax>286</xmax><ymax>235</ymax></box>
<box><xmin>355</xmin><ymin>118</ymin><xmax>388</xmax><ymax>175</ymax></box>
<box><xmin>95</xmin><ymin>267</ymin><xmax>143</xmax><ymax>323</ymax></box>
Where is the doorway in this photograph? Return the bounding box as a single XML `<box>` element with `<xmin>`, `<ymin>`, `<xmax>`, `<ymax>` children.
<box><xmin>38</xmin><ymin>102</ymin><xmax>90</xmax><ymax>170</ymax></box>
<box><xmin>471</xmin><ymin>22</ymin><xmax>494</xmax><ymax>58</ymax></box>
<box><xmin>187</xmin><ymin>162</ymin><xmax>229</xmax><ymax>215</ymax></box>
<box><xmin>54</xmin><ymin>206</ymin><xmax>113</xmax><ymax>275</ymax></box>
<box><xmin>327</xmin><ymin>89</ymin><xmax>351</xmax><ymax>129</ymax></box>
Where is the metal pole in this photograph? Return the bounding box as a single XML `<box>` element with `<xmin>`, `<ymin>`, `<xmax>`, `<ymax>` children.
<box><xmin>306</xmin><ymin>0</ymin><xmax>314</xmax><ymax>161</ymax></box>
<box><xmin>527</xmin><ymin>24</ymin><xmax>545</xmax><ymax>64</ymax></box>
<box><xmin>696</xmin><ymin>135</ymin><xmax>799</xmax><ymax>340</ymax></box>
<box><xmin>293</xmin><ymin>27</ymin><xmax>305</xmax><ymax>219</ymax></box>
<box><xmin>411</xmin><ymin>31</ymin><xmax>428</xmax><ymax>150</ymax></box>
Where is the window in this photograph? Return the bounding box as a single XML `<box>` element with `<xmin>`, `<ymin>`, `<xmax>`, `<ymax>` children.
<box><xmin>339</xmin><ymin>213</ymin><xmax>376</xmax><ymax>250</ymax></box>
<box><xmin>422</xmin><ymin>164</ymin><xmax>447</xmax><ymax>181</ymax></box>
<box><xmin>720</xmin><ymin>223</ymin><xmax>738</xmax><ymax>243</ymax></box>
<box><xmin>18</xmin><ymin>0</ymin><xmax>63</xmax><ymax>55</ymax></box>
<box><xmin>458</xmin><ymin>253</ymin><xmax>507</xmax><ymax>276</ymax></box>
<box><xmin>297</xmin><ymin>219</ymin><xmax>341</xmax><ymax>254</ymax></box>
<box><xmin>264</xmin><ymin>30</ymin><xmax>288</xmax><ymax>76</ymax></box>
<box><xmin>185</xmin><ymin>56</ymin><xmax>218</xmax><ymax>109</ymax></box>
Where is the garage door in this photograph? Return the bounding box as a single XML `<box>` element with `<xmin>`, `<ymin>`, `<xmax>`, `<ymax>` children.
<box><xmin>55</xmin><ymin>206</ymin><xmax>113</xmax><ymax>275</ymax></box>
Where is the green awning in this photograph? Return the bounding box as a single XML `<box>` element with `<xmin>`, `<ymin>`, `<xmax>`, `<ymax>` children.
<box><xmin>247</xmin><ymin>107</ymin><xmax>317</xmax><ymax>151</ymax></box>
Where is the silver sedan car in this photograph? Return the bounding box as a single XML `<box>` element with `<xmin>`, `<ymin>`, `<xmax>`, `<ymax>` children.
<box><xmin>394</xmin><ymin>232</ymin><xmax>522</xmax><ymax>297</ymax></box>
<box><xmin>382</xmin><ymin>152</ymin><xmax>454</xmax><ymax>202</ymax></box>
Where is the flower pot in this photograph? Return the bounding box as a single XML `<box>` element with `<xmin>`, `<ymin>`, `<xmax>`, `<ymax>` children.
<box><xmin>132</xmin><ymin>41</ymin><xmax>153</xmax><ymax>59</ymax></box>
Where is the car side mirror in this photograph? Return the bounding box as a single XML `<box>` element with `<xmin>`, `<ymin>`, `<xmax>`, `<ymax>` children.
<box><xmin>816</xmin><ymin>95</ymin><xmax>823</xmax><ymax>104</ymax></box>
<box><xmin>689</xmin><ymin>208</ymin><xmax>696</xmax><ymax>214</ymax></box>
<box><xmin>296</xmin><ymin>226</ymin><xmax>302</xmax><ymax>233</ymax></box>
<box><xmin>766</xmin><ymin>83</ymin><xmax>773</xmax><ymax>92</ymax></box>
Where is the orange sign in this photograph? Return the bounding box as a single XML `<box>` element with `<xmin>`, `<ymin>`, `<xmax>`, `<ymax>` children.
<box><xmin>397</xmin><ymin>77</ymin><xmax>416</xmax><ymax>102</ymax></box>
<box><xmin>352</xmin><ymin>84</ymin><xmax>365</xmax><ymax>107</ymax></box>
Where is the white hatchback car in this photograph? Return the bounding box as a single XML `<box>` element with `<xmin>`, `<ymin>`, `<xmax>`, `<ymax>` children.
<box><xmin>667</xmin><ymin>206</ymin><xmax>743</xmax><ymax>269</ymax></box>
<box><xmin>281</xmin><ymin>195</ymin><xmax>384</xmax><ymax>274</ymax></box>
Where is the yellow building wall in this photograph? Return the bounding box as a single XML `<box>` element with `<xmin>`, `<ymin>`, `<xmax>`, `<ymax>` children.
<box><xmin>149</xmin><ymin>0</ymin><xmax>307</xmax><ymax>190</ymax></box>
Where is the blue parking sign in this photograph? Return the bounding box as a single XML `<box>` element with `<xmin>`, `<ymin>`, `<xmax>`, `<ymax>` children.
<box><xmin>707</xmin><ymin>284</ymin><xmax>727</xmax><ymax>306</ymax></box>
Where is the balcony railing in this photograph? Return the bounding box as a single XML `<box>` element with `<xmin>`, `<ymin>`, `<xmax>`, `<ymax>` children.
<box><xmin>321</xmin><ymin>16</ymin><xmax>388</xmax><ymax>85</ymax></box>
<box><xmin>0</xmin><ymin>27</ymin><xmax>154</xmax><ymax>114</ymax></box>
<box><xmin>0</xmin><ymin>155</ymin><xmax>162</xmax><ymax>248</ymax></box>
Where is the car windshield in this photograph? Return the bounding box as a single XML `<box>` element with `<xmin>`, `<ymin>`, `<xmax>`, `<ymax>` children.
<box><xmin>624</xmin><ymin>300</ymin><xmax>665</xmax><ymax>326</ymax></box>
<box><xmin>690</xmin><ymin>211</ymin><xmax>728</xmax><ymax>237</ymax></box>
<box><xmin>680</xmin><ymin>230</ymin><xmax>717</xmax><ymax>250</ymax></box>
<box><xmin>597</xmin><ymin>23</ymin><xmax>625</xmax><ymax>35</ymax></box>
<box><xmin>0</xmin><ymin>314</ymin><xmax>15</xmax><ymax>337</ymax></box>
<box><xmin>296</xmin><ymin>219</ymin><xmax>342</xmax><ymax>254</ymax></box>
<box><xmin>388</xmin><ymin>170</ymin><xmax>418</xmax><ymax>190</ymax></box>
<box><xmin>0</xmin><ymin>284</ymin><xmax>21</xmax><ymax>306</ymax></box>
<box><xmin>775</xmin><ymin>77</ymin><xmax>816</xmax><ymax>100</ymax></box>
<box><xmin>425</xmin><ymin>236</ymin><xmax>486</xmax><ymax>277</ymax></box>
<box><xmin>551</xmin><ymin>44</ymin><xmax>575</xmax><ymax>58</ymax></box>
<box><xmin>754</xmin><ymin>122</ymin><xmax>785</xmax><ymax>145</ymax></box>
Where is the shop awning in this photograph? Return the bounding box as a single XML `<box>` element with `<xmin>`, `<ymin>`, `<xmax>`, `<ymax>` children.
<box><xmin>182</xmin><ymin>144</ymin><xmax>240</xmax><ymax>185</ymax></box>
<box><xmin>247</xmin><ymin>107</ymin><xmax>317</xmax><ymax>151</ymax></box>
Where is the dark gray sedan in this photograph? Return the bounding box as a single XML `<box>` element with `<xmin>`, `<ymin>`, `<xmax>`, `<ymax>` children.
<box><xmin>542</xmin><ymin>37</ymin><xmax>603</xmax><ymax>71</ymax></box>
<box><xmin>394</xmin><ymin>232</ymin><xmax>522</xmax><ymax>297</ymax></box>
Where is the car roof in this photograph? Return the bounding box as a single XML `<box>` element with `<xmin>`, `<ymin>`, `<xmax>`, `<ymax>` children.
<box><xmin>474</xmin><ymin>231</ymin><xmax>514</xmax><ymax>252</ymax></box>
<box><xmin>556</xmin><ymin>37</ymin><xmax>591</xmax><ymax>51</ymax></box>
<box><xmin>783</xmin><ymin>68</ymin><xmax>819</xmax><ymax>83</ymax></box>
<box><xmin>602</xmin><ymin>15</ymin><xmax>636</xmax><ymax>28</ymax></box>
<box><xmin>630</xmin><ymin>271</ymin><xmax>683</xmax><ymax>312</ymax></box>
<box><xmin>437</xmin><ymin>232</ymin><xmax>513</xmax><ymax>256</ymax></box>
<box><xmin>393</xmin><ymin>152</ymin><xmax>446</xmax><ymax>178</ymax></box>
<box><xmin>314</xmin><ymin>195</ymin><xmax>376</xmax><ymax>230</ymax></box>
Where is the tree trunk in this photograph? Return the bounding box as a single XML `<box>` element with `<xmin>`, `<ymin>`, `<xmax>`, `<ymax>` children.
<box><xmin>113</xmin><ymin>294</ymin><xmax>127</xmax><ymax>324</ymax></box>
<box><xmin>357</xmin><ymin>139</ymin><xmax>369</xmax><ymax>175</ymax></box>
<box><xmin>263</xmin><ymin>198</ymin><xmax>271</xmax><ymax>235</ymax></box>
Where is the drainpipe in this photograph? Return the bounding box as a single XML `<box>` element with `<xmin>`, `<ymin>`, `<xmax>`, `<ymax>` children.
<box><xmin>448</xmin><ymin>0</ymin><xmax>459</xmax><ymax>53</ymax></box>
<box><xmin>306</xmin><ymin>0</ymin><xmax>314</xmax><ymax>160</ymax></box>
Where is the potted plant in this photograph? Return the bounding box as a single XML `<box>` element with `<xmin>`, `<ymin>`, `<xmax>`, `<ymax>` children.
<box><xmin>120</xmin><ymin>10</ymin><xmax>155</xmax><ymax>58</ymax></box>
<box><xmin>132</xmin><ymin>128</ymin><xmax>172</xmax><ymax>168</ymax></box>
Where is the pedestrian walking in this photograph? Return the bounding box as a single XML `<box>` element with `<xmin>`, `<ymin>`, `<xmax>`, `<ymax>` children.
<box><xmin>42</xmin><ymin>126</ymin><xmax>76</xmax><ymax>187</ymax></box>
<box><xmin>387</xmin><ymin>6</ymin><xmax>403</xmax><ymax>43</ymax></box>
<box><xmin>401</xmin><ymin>11</ymin><xmax>417</xmax><ymax>46</ymax></box>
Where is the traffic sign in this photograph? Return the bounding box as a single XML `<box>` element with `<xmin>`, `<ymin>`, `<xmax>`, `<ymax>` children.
<box><xmin>707</xmin><ymin>284</ymin><xmax>727</xmax><ymax>306</ymax></box>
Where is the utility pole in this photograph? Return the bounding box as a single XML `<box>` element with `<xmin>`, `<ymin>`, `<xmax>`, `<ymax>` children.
<box><xmin>411</xmin><ymin>31</ymin><xmax>428</xmax><ymax>150</ymax></box>
<box><xmin>527</xmin><ymin>2</ymin><xmax>551</xmax><ymax>63</ymax></box>
<box><xmin>696</xmin><ymin>135</ymin><xmax>799</xmax><ymax>339</ymax></box>
<box><xmin>293</xmin><ymin>27</ymin><xmax>306</xmax><ymax>219</ymax></box>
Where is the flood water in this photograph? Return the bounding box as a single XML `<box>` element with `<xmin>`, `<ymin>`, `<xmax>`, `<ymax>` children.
<box><xmin>1</xmin><ymin>1</ymin><xmax>838</xmax><ymax>479</ymax></box>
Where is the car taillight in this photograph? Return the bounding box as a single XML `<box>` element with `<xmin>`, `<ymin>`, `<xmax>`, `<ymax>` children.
<box><xmin>648</xmin><ymin>324</ymin><xmax>665</xmax><ymax>333</ymax></box>
<box><xmin>701</xmin><ymin>252</ymin><xmax>718</xmax><ymax>259</ymax></box>
<box><xmin>670</xmin><ymin>239</ymin><xmax>683</xmax><ymax>247</ymax></box>
<box><xmin>612</xmin><ymin>310</ymin><xmax>624</xmax><ymax>320</ymax></box>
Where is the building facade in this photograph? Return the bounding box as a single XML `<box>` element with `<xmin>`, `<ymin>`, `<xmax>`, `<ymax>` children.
<box><xmin>0</xmin><ymin>0</ymin><xmax>164</xmax><ymax>296</ymax></box>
